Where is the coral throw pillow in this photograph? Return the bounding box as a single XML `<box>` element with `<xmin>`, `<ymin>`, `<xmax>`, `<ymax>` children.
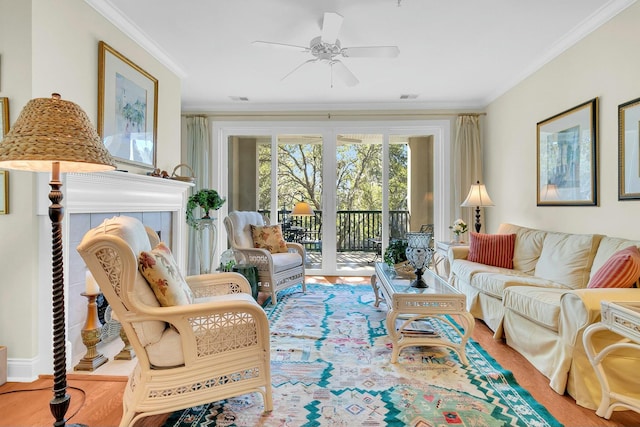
<box><xmin>467</xmin><ymin>232</ymin><xmax>516</xmax><ymax>269</ymax></box>
<box><xmin>588</xmin><ymin>246</ymin><xmax>640</xmax><ymax>288</ymax></box>
<box><xmin>139</xmin><ymin>242</ymin><xmax>194</xmax><ymax>306</ymax></box>
<box><xmin>251</xmin><ymin>224</ymin><xmax>288</xmax><ymax>254</ymax></box>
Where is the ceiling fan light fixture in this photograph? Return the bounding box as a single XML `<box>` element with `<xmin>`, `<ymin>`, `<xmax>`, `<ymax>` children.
<box><xmin>255</xmin><ymin>11</ymin><xmax>399</xmax><ymax>87</ymax></box>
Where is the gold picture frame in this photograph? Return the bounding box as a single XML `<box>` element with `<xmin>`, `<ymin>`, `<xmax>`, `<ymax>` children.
<box><xmin>618</xmin><ymin>96</ymin><xmax>640</xmax><ymax>200</ymax></box>
<box><xmin>0</xmin><ymin>170</ymin><xmax>8</xmax><ymax>214</ymax></box>
<box><xmin>537</xmin><ymin>98</ymin><xmax>598</xmax><ymax>206</ymax></box>
<box><xmin>0</xmin><ymin>97</ymin><xmax>9</xmax><ymax>140</ymax></box>
<box><xmin>98</xmin><ymin>41</ymin><xmax>158</xmax><ymax>170</ymax></box>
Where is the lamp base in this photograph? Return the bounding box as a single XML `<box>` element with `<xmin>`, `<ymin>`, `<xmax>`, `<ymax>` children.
<box><xmin>74</xmin><ymin>352</ymin><xmax>108</xmax><ymax>371</ymax></box>
<box><xmin>114</xmin><ymin>327</ymin><xmax>136</xmax><ymax>360</ymax></box>
<box><xmin>474</xmin><ymin>206</ymin><xmax>482</xmax><ymax>233</ymax></box>
<box><xmin>410</xmin><ymin>270</ymin><xmax>429</xmax><ymax>288</ymax></box>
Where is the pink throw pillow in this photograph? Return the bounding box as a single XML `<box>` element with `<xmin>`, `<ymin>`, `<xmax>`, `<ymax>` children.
<box><xmin>588</xmin><ymin>246</ymin><xmax>640</xmax><ymax>288</ymax></box>
<box><xmin>467</xmin><ymin>232</ymin><xmax>516</xmax><ymax>269</ymax></box>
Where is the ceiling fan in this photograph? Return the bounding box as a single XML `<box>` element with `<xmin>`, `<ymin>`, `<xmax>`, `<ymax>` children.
<box><xmin>253</xmin><ymin>12</ymin><xmax>400</xmax><ymax>87</ymax></box>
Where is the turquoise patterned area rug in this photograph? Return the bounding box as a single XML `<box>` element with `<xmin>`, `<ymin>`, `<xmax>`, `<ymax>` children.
<box><xmin>163</xmin><ymin>284</ymin><xmax>562</xmax><ymax>427</ymax></box>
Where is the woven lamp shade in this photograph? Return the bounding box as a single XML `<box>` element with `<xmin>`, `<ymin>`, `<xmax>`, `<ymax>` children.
<box><xmin>0</xmin><ymin>94</ymin><xmax>116</xmax><ymax>172</ymax></box>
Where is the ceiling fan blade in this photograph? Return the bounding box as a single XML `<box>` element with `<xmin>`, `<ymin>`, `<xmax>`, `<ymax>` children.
<box><xmin>281</xmin><ymin>59</ymin><xmax>318</xmax><ymax>81</ymax></box>
<box><xmin>252</xmin><ymin>40</ymin><xmax>310</xmax><ymax>52</ymax></box>
<box><xmin>341</xmin><ymin>46</ymin><xmax>400</xmax><ymax>58</ymax></box>
<box><xmin>321</xmin><ymin>12</ymin><xmax>343</xmax><ymax>45</ymax></box>
<box><xmin>331</xmin><ymin>60</ymin><xmax>359</xmax><ymax>87</ymax></box>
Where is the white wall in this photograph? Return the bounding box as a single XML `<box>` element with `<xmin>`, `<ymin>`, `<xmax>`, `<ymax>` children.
<box><xmin>0</xmin><ymin>0</ymin><xmax>182</xmax><ymax>379</ymax></box>
<box><xmin>484</xmin><ymin>1</ymin><xmax>640</xmax><ymax>239</ymax></box>
<box><xmin>0</xmin><ymin>0</ymin><xmax>39</xmax><ymax>363</ymax></box>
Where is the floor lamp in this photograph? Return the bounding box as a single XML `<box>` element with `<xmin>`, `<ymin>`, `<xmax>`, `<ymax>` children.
<box><xmin>461</xmin><ymin>180</ymin><xmax>494</xmax><ymax>233</ymax></box>
<box><xmin>0</xmin><ymin>94</ymin><xmax>116</xmax><ymax>427</ymax></box>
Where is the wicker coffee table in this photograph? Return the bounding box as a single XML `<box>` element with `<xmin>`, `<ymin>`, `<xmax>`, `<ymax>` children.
<box><xmin>371</xmin><ymin>262</ymin><xmax>474</xmax><ymax>364</ymax></box>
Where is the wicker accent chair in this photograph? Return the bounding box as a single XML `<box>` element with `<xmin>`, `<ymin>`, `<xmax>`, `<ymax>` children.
<box><xmin>224</xmin><ymin>211</ymin><xmax>305</xmax><ymax>305</ymax></box>
<box><xmin>76</xmin><ymin>216</ymin><xmax>272</xmax><ymax>427</ymax></box>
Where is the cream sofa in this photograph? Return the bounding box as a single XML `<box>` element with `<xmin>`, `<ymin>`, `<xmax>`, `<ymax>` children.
<box><xmin>448</xmin><ymin>223</ymin><xmax>640</xmax><ymax>410</ymax></box>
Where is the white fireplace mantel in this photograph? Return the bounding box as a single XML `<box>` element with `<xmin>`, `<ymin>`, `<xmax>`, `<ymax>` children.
<box><xmin>22</xmin><ymin>171</ymin><xmax>194</xmax><ymax>382</ymax></box>
<box><xmin>61</xmin><ymin>170</ymin><xmax>194</xmax><ymax>271</ymax></box>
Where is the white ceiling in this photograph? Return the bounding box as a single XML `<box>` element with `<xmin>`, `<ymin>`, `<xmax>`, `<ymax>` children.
<box><xmin>87</xmin><ymin>0</ymin><xmax>635</xmax><ymax>112</ymax></box>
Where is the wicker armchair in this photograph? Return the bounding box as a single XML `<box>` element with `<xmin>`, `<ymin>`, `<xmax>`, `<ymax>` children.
<box><xmin>224</xmin><ymin>211</ymin><xmax>305</xmax><ymax>305</ymax></box>
<box><xmin>76</xmin><ymin>216</ymin><xmax>272</xmax><ymax>427</ymax></box>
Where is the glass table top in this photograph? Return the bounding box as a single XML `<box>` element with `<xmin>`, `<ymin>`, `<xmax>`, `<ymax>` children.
<box><xmin>375</xmin><ymin>262</ymin><xmax>459</xmax><ymax>296</ymax></box>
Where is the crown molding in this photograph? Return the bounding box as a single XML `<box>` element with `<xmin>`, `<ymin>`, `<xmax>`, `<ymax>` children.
<box><xmin>84</xmin><ymin>0</ymin><xmax>188</xmax><ymax>79</ymax></box>
<box><xmin>484</xmin><ymin>0</ymin><xmax>637</xmax><ymax>105</ymax></box>
<box><xmin>181</xmin><ymin>99</ymin><xmax>486</xmax><ymax>114</ymax></box>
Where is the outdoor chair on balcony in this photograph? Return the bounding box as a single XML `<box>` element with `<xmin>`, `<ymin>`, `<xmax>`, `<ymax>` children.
<box><xmin>77</xmin><ymin>216</ymin><xmax>272</xmax><ymax>427</ymax></box>
<box><xmin>224</xmin><ymin>210</ymin><xmax>306</xmax><ymax>305</ymax></box>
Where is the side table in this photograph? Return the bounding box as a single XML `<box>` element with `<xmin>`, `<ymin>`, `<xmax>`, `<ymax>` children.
<box><xmin>232</xmin><ymin>264</ymin><xmax>260</xmax><ymax>301</ymax></box>
<box><xmin>433</xmin><ymin>241</ymin><xmax>467</xmax><ymax>279</ymax></box>
<box><xmin>583</xmin><ymin>301</ymin><xmax>640</xmax><ymax>418</ymax></box>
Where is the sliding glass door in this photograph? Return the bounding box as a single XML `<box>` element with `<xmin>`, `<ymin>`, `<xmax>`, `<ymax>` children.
<box><xmin>219</xmin><ymin>121</ymin><xmax>450</xmax><ymax>276</ymax></box>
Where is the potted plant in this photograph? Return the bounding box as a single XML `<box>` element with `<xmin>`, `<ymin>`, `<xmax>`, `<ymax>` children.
<box><xmin>186</xmin><ymin>189</ymin><xmax>226</xmax><ymax>228</ymax></box>
<box><xmin>383</xmin><ymin>239</ymin><xmax>408</xmax><ymax>267</ymax></box>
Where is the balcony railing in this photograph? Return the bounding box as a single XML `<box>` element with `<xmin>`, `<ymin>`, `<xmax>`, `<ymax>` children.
<box><xmin>261</xmin><ymin>209</ymin><xmax>410</xmax><ymax>252</ymax></box>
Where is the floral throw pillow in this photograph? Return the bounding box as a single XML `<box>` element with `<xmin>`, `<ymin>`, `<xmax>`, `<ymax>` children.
<box><xmin>251</xmin><ymin>224</ymin><xmax>288</xmax><ymax>254</ymax></box>
<box><xmin>138</xmin><ymin>242</ymin><xmax>194</xmax><ymax>306</ymax></box>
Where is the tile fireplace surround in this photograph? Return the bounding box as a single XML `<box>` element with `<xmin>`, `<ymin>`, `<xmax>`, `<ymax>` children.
<box><xmin>13</xmin><ymin>171</ymin><xmax>193</xmax><ymax>382</ymax></box>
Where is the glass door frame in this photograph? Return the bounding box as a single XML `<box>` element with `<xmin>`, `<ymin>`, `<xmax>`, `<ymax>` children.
<box><xmin>213</xmin><ymin>120</ymin><xmax>452</xmax><ymax>276</ymax></box>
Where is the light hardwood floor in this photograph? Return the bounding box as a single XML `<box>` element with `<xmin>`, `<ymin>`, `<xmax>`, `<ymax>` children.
<box><xmin>1</xmin><ymin>276</ymin><xmax>638</xmax><ymax>427</ymax></box>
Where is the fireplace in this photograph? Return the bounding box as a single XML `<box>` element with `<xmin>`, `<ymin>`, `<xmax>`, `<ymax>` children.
<box><xmin>34</xmin><ymin>171</ymin><xmax>193</xmax><ymax>377</ymax></box>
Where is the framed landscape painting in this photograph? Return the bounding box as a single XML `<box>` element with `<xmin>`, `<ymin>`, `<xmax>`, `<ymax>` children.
<box><xmin>0</xmin><ymin>170</ymin><xmax>8</xmax><ymax>214</ymax></box>
<box><xmin>618</xmin><ymin>96</ymin><xmax>640</xmax><ymax>200</ymax></box>
<box><xmin>537</xmin><ymin>98</ymin><xmax>598</xmax><ymax>206</ymax></box>
<box><xmin>0</xmin><ymin>97</ymin><xmax>8</xmax><ymax>140</ymax></box>
<box><xmin>98</xmin><ymin>41</ymin><xmax>158</xmax><ymax>170</ymax></box>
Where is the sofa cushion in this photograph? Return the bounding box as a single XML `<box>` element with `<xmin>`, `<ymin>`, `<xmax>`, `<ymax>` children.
<box><xmin>467</xmin><ymin>232</ymin><xmax>516</xmax><ymax>269</ymax></box>
<box><xmin>503</xmin><ymin>286</ymin><xmax>568</xmax><ymax>332</ymax></box>
<box><xmin>497</xmin><ymin>223</ymin><xmax>547</xmax><ymax>274</ymax></box>
<box><xmin>272</xmin><ymin>252</ymin><xmax>303</xmax><ymax>272</ymax></box>
<box><xmin>139</xmin><ymin>242</ymin><xmax>194</xmax><ymax>306</ymax></box>
<box><xmin>251</xmin><ymin>224</ymin><xmax>288</xmax><ymax>253</ymax></box>
<box><xmin>451</xmin><ymin>259</ymin><xmax>514</xmax><ymax>284</ymax></box>
<box><xmin>471</xmin><ymin>272</ymin><xmax>568</xmax><ymax>299</ymax></box>
<box><xmin>534</xmin><ymin>232</ymin><xmax>602</xmax><ymax>289</ymax></box>
<box><xmin>588</xmin><ymin>246</ymin><xmax>640</xmax><ymax>288</ymax></box>
<box><xmin>145</xmin><ymin>325</ymin><xmax>184</xmax><ymax>368</ymax></box>
<box><xmin>131</xmin><ymin>273</ymin><xmax>167</xmax><ymax>347</ymax></box>
<box><xmin>228</xmin><ymin>211</ymin><xmax>266</xmax><ymax>248</ymax></box>
<box><xmin>590</xmin><ymin>236</ymin><xmax>640</xmax><ymax>281</ymax></box>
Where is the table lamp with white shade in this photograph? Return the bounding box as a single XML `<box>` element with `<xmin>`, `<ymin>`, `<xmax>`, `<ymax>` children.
<box><xmin>461</xmin><ymin>180</ymin><xmax>494</xmax><ymax>233</ymax></box>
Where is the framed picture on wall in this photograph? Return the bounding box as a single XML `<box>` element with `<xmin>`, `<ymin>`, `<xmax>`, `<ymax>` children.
<box><xmin>618</xmin><ymin>96</ymin><xmax>640</xmax><ymax>200</ymax></box>
<box><xmin>0</xmin><ymin>97</ymin><xmax>9</xmax><ymax>140</ymax></box>
<box><xmin>98</xmin><ymin>41</ymin><xmax>158</xmax><ymax>170</ymax></box>
<box><xmin>0</xmin><ymin>170</ymin><xmax>8</xmax><ymax>214</ymax></box>
<box><xmin>536</xmin><ymin>98</ymin><xmax>598</xmax><ymax>206</ymax></box>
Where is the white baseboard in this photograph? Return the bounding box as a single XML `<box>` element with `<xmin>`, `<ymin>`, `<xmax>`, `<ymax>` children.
<box><xmin>7</xmin><ymin>356</ymin><xmax>42</xmax><ymax>383</ymax></box>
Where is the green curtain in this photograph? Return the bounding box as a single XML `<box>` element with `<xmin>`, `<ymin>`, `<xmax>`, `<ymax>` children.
<box><xmin>185</xmin><ymin>116</ymin><xmax>210</xmax><ymax>275</ymax></box>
